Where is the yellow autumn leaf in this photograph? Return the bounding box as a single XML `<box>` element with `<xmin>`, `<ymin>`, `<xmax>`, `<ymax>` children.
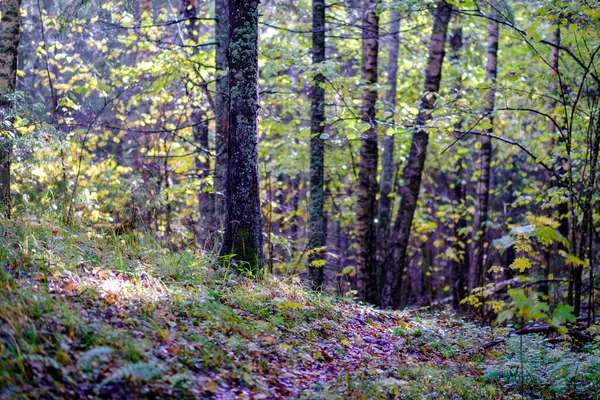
<box><xmin>205</xmin><ymin>380</ymin><xmax>217</xmax><ymax>393</ymax></box>
<box><xmin>488</xmin><ymin>265</ymin><xmax>504</xmax><ymax>274</ymax></box>
<box><xmin>509</xmin><ymin>257</ymin><xmax>531</xmax><ymax>273</ymax></box>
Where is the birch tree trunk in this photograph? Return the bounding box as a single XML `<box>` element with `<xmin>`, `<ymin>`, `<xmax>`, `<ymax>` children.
<box><xmin>221</xmin><ymin>0</ymin><xmax>264</xmax><ymax>272</ymax></box>
<box><xmin>356</xmin><ymin>0</ymin><xmax>380</xmax><ymax>304</ymax></box>
<box><xmin>381</xmin><ymin>0</ymin><xmax>451</xmax><ymax>309</ymax></box>
<box><xmin>0</xmin><ymin>0</ymin><xmax>23</xmax><ymax>217</ymax></box>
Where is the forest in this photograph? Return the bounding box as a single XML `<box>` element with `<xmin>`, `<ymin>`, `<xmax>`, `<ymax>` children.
<box><xmin>1</xmin><ymin>0</ymin><xmax>600</xmax><ymax>398</ymax></box>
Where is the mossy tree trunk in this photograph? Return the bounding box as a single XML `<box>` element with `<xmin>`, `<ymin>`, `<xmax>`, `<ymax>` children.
<box><xmin>308</xmin><ymin>0</ymin><xmax>326</xmax><ymax>290</ymax></box>
<box><xmin>221</xmin><ymin>0</ymin><xmax>264</xmax><ymax>272</ymax></box>
<box><xmin>356</xmin><ymin>0</ymin><xmax>380</xmax><ymax>305</ymax></box>
<box><xmin>381</xmin><ymin>0</ymin><xmax>451</xmax><ymax>309</ymax></box>
<box><xmin>0</xmin><ymin>0</ymin><xmax>23</xmax><ymax>217</ymax></box>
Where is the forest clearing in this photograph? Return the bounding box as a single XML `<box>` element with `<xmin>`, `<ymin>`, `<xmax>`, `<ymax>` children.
<box><xmin>1</xmin><ymin>0</ymin><xmax>600</xmax><ymax>398</ymax></box>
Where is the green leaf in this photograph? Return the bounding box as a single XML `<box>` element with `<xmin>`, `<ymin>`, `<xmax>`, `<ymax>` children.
<box><xmin>552</xmin><ymin>303</ymin><xmax>576</xmax><ymax>325</ymax></box>
<box><xmin>310</xmin><ymin>259</ymin><xmax>326</xmax><ymax>268</ymax></box>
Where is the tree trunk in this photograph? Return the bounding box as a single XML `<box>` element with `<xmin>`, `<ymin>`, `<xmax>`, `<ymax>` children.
<box><xmin>214</xmin><ymin>0</ymin><xmax>230</xmax><ymax>234</ymax></box>
<box><xmin>0</xmin><ymin>0</ymin><xmax>23</xmax><ymax>217</ymax></box>
<box><xmin>376</xmin><ymin>9</ymin><xmax>401</xmax><ymax>300</ymax></box>
<box><xmin>181</xmin><ymin>0</ymin><xmax>213</xmax><ymax>244</ymax></box>
<box><xmin>356</xmin><ymin>0</ymin><xmax>380</xmax><ymax>305</ymax></box>
<box><xmin>139</xmin><ymin>0</ymin><xmax>152</xmax><ymax>18</ymax></box>
<box><xmin>468</xmin><ymin>6</ymin><xmax>499</xmax><ymax>292</ymax></box>
<box><xmin>221</xmin><ymin>0</ymin><xmax>264</xmax><ymax>272</ymax></box>
<box><xmin>447</xmin><ymin>25</ymin><xmax>469</xmax><ymax>309</ymax></box>
<box><xmin>543</xmin><ymin>26</ymin><xmax>562</xmax><ymax>297</ymax></box>
<box><xmin>308</xmin><ymin>0</ymin><xmax>326</xmax><ymax>290</ymax></box>
<box><xmin>381</xmin><ymin>0</ymin><xmax>451</xmax><ymax>309</ymax></box>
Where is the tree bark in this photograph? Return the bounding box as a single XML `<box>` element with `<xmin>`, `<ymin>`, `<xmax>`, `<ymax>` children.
<box><xmin>0</xmin><ymin>0</ymin><xmax>23</xmax><ymax>217</ymax></box>
<box><xmin>214</xmin><ymin>0</ymin><xmax>230</xmax><ymax>233</ymax></box>
<box><xmin>381</xmin><ymin>0</ymin><xmax>451</xmax><ymax>309</ymax></box>
<box><xmin>221</xmin><ymin>0</ymin><xmax>264</xmax><ymax>272</ymax></box>
<box><xmin>308</xmin><ymin>0</ymin><xmax>326</xmax><ymax>290</ymax></box>
<box><xmin>139</xmin><ymin>0</ymin><xmax>152</xmax><ymax>18</ymax></box>
<box><xmin>447</xmin><ymin>25</ymin><xmax>468</xmax><ymax>309</ymax></box>
<box><xmin>181</xmin><ymin>0</ymin><xmax>214</xmax><ymax>244</ymax></box>
<box><xmin>376</xmin><ymin>9</ymin><xmax>401</xmax><ymax>300</ymax></box>
<box><xmin>468</xmin><ymin>5</ymin><xmax>499</xmax><ymax>292</ymax></box>
<box><xmin>543</xmin><ymin>26</ymin><xmax>562</xmax><ymax>297</ymax></box>
<box><xmin>356</xmin><ymin>0</ymin><xmax>380</xmax><ymax>305</ymax></box>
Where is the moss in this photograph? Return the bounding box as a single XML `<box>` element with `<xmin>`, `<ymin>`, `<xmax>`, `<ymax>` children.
<box><xmin>230</xmin><ymin>228</ymin><xmax>262</xmax><ymax>275</ymax></box>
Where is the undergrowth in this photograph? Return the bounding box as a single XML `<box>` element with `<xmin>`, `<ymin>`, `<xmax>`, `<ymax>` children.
<box><xmin>0</xmin><ymin>213</ymin><xmax>597</xmax><ymax>399</ymax></box>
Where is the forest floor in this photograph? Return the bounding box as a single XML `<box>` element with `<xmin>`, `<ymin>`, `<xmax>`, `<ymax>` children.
<box><xmin>0</xmin><ymin>216</ymin><xmax>599</xmax><ymax>399</ymax></box>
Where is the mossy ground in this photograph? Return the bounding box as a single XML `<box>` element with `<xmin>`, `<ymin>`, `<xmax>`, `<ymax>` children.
<box><xmin>0</xmin><ymin>214</ymin><xmax>598</xmax><ymax>399</ymax></box>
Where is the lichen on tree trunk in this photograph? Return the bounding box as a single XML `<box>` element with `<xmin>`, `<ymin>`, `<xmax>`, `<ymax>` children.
<box><xmin>221</xmin><ymin>0</ymin><xmax>264</xmax><ymax>273</ymax></box>
<box><xmin>308</xmin><ymin>0</ymin><xmax>326</xmax><ymax>290</ymax></box>
<box><xmin>0</xmin><ymin>0</ymin><xmax>23</xmax><ymax>217</ymax></box>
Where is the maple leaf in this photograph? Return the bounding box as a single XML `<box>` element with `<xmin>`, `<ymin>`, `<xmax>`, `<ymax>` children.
<box><xmin>509</xmin><ymin>257</ymin><xmax>531</xmax><ymax>273</ymax></box>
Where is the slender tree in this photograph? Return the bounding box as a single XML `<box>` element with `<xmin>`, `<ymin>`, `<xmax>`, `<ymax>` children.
<box><xmin>180</xmin><ymin>0</ymin><xmax>213</xmax><ymax>243</ymax></box>
<box><xmin>447</xmin><ymin>25</ymin><xmax>469</xmax><ymax>309</ymax></box>
<box><xmin>221</xmin><ymin>0</ymin><xmax>264</xmax><ymax>271</ymax></box>
<box><xmin>469</xmin><ymin>4</ymin><xmax>499</xmax><ymax>291</ymax></box>
<box><xmin>308</xmin><ymin>0</ymin><xmax>326</xmax><ymax>289</ymax></box>
<box><xmin>214</xmin><ymin>0</ymin><xmax>230</xmax><ymax>232</ymax></box>
<box><xmin>356</xmin><ymin>0</ymin><xmax>380</xmax><ymax>304</ymax></box>
<box><xmin>382</xmin><ymin>0</ymin><xmax>452</xmax><ymax>309</ymax></box>
<box><xmin>542</xmin><ymin>26</ymin><xmax>561</xmax><ymax>297</ymax></box>
<box><xmin>0</xmin><ymin>0</ymin><xmax>23</xmax><ymax>217</ymax></box>
<box><xmin>376</xmin><ymin>8</ymin><xmax>401</xmax><ymax>299</ymax></box>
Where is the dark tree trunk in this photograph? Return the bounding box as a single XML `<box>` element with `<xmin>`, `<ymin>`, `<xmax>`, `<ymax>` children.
<box><xmin>308</xmin><ymin>0</ymin><xmax>326</xmax><ymax>290</ymax></box>
<box><xmin>382</xmin><ymin>0</ymin><xmax>452</xmax><ymax>309</ymax></box>
<box><xmin>543</xmin><ymin>26</ymin><xmax>562</xmax><ymax>297</ymax></box>
<box><xmin>0</xmin><ymin>0</ymin><xmax>22</xmax><ymax>217</ymax></box>
<box><xmin>468</xmin><ymin>6</ymin><xmax>499</xmax><ymax>292</ymax></box>
<box><xmin>214</xmin><ymin>0</ymin><xmax>230</xmax><ymax>234</ymax></box>
<box><xmin>356</xmin><ymin>0</ymin><xmax>380</xmax><ymax>305</ymax></box>
<box><xmin>221</xmin><ymin>0</ymin><xmax>264</xmax><ymax>272</ymax></box>
<box><xmin>447</xmin><ymin>25</ymin><xmax>469</xmax><ymax>309</ymax></box>
<box><xmin>376</xmin><ymin>9</ymin><xmax>401</xmax><ymax>300</ymax></box>
<box><xmin>181</xmin><ymin>0</ymin><xmax>213</xmax><ymax>244</ymax></box>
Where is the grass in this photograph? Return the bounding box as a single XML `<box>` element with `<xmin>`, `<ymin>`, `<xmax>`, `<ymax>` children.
<box><xmin>0</xmin><ymin>213</ymin><xmax>598</xmax><ymax>399</ymax></box>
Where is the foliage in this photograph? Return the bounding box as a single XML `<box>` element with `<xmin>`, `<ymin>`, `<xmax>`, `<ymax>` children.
<box><xmin>484</xmin><ymin>335</ymin><xmax>600</xmax><ymax>399</ymax></box>
<box><xmin>2</xmin><ymin>213</ymin><xmax>591</xmax><ymax>398</ymax></box>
